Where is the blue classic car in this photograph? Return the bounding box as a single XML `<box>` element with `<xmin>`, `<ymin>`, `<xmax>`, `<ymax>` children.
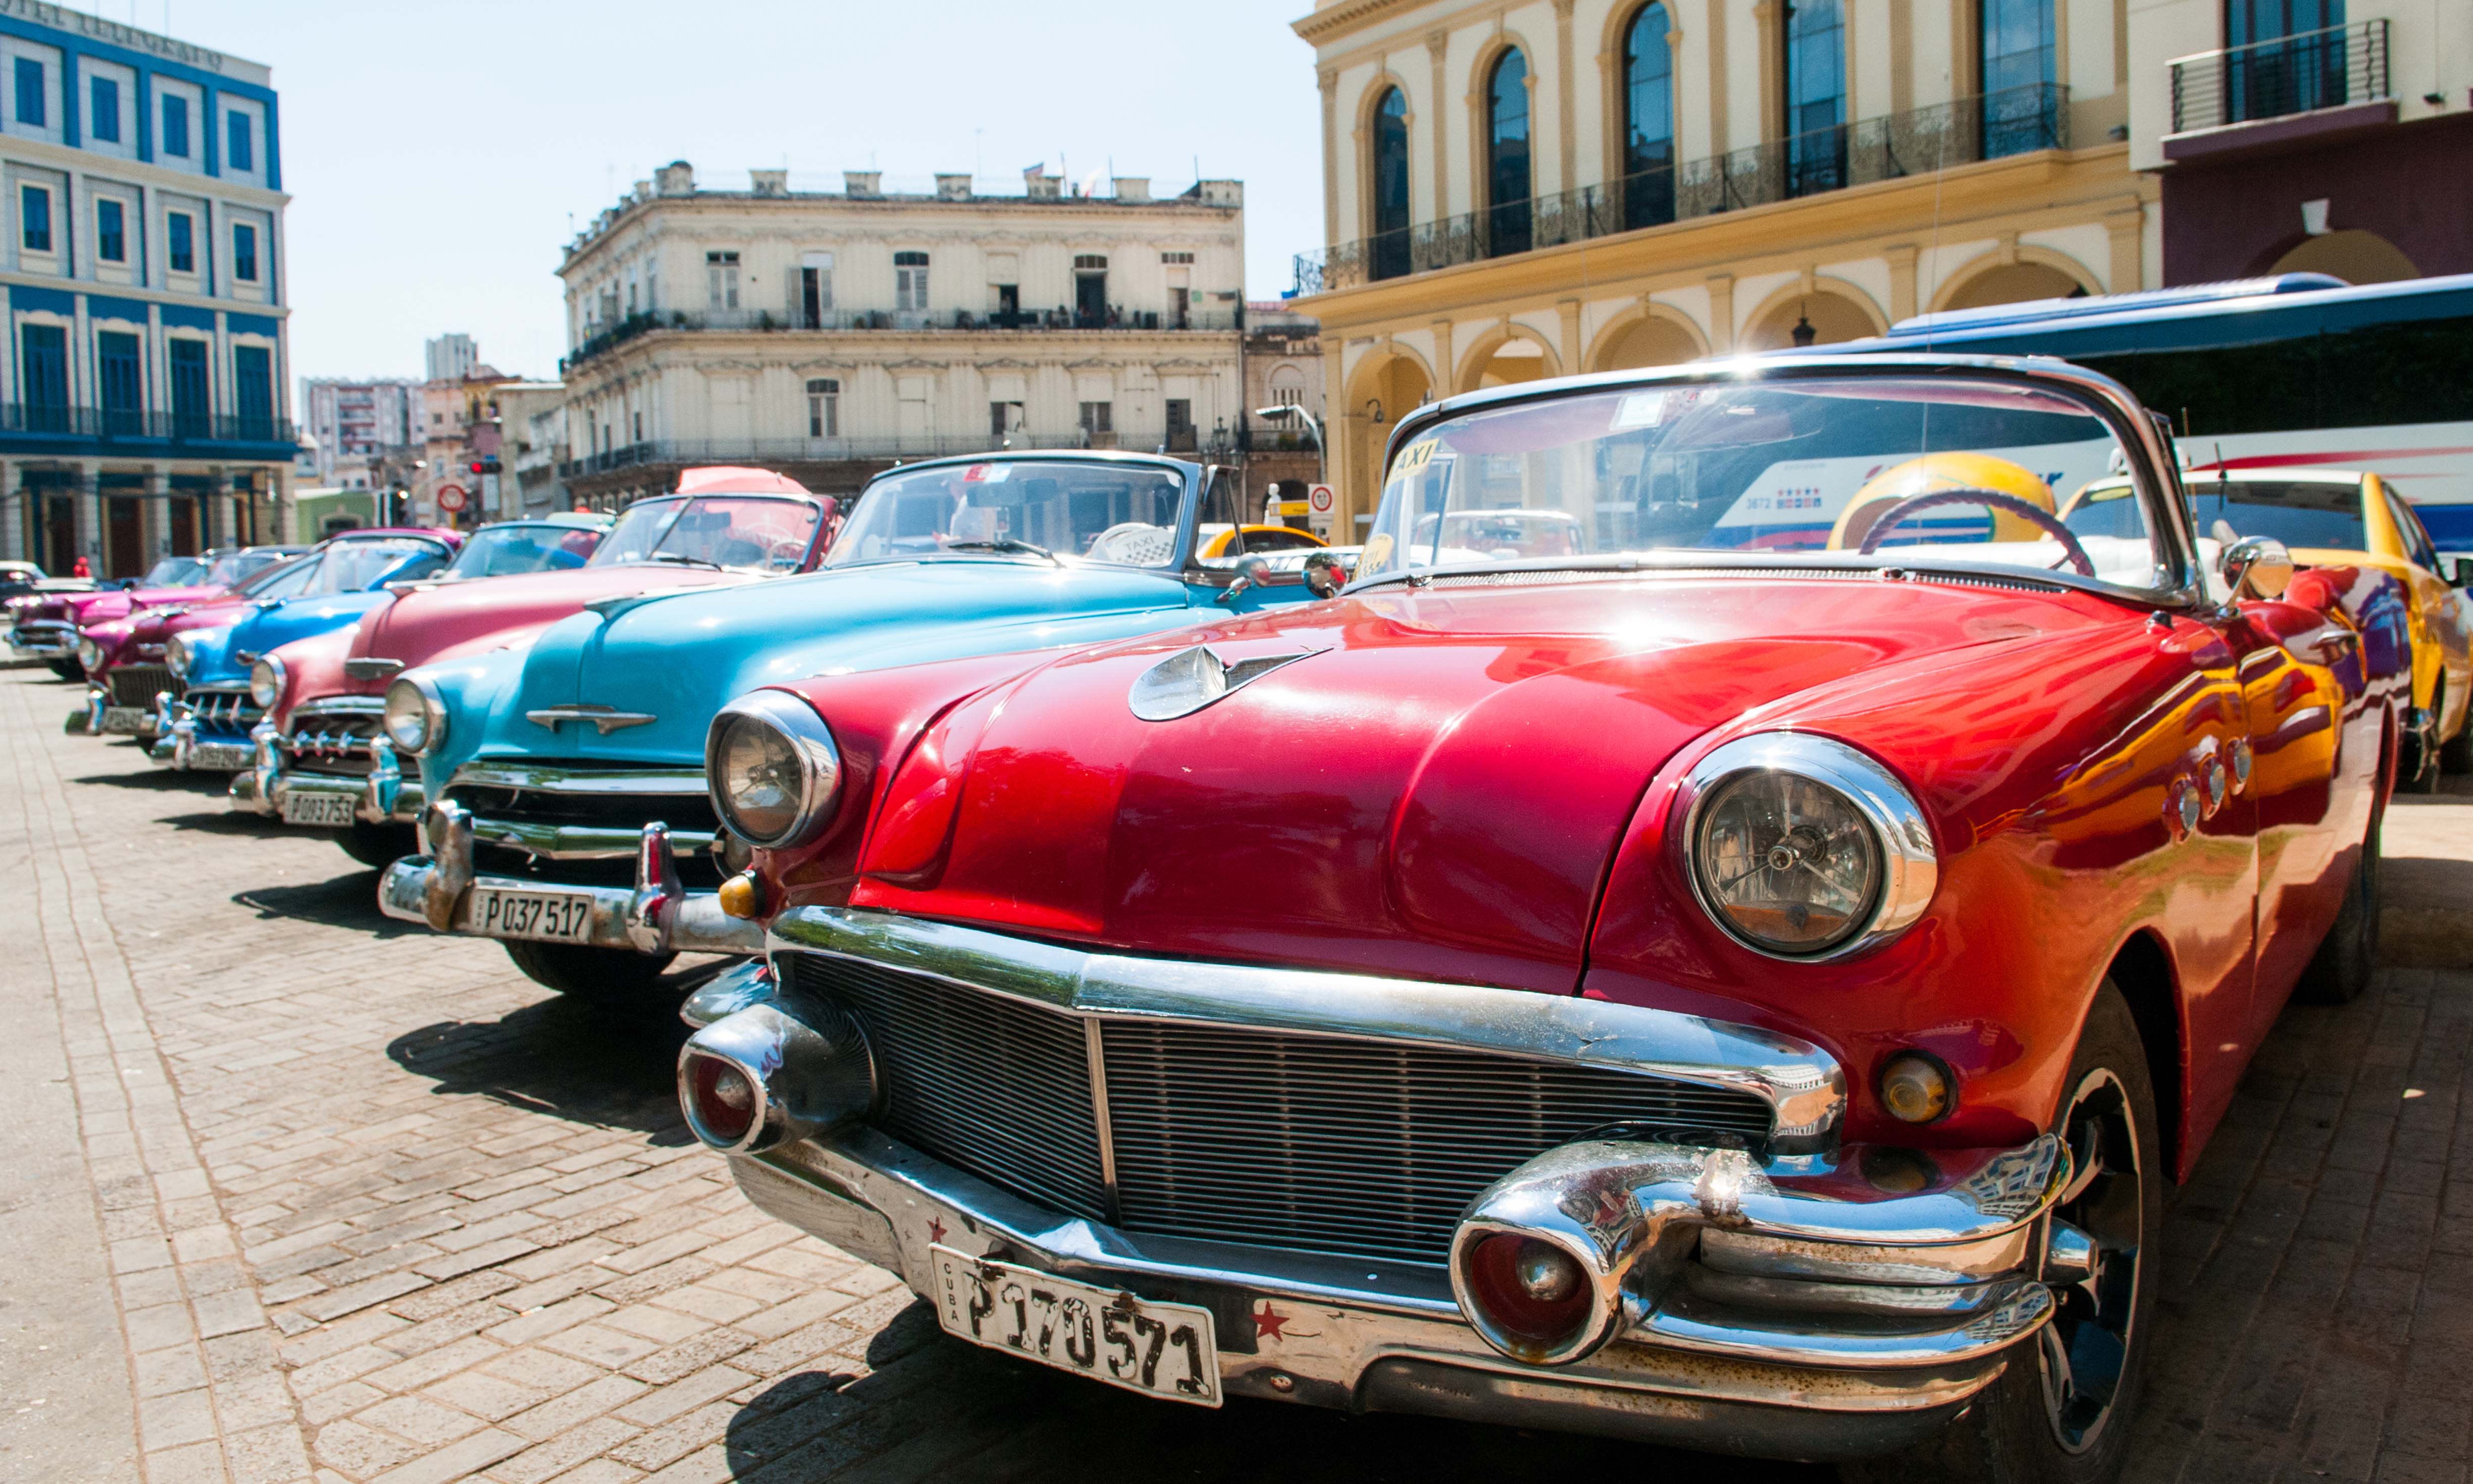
<box><xmin>149</xmin><ymin>529</ymin><xmax>461</xmax><ymax>771</ymax></box>
<box><xmin>375</xmin><ymin>451</ymin><xmax>1339</xmax><ymax>996</ymax></box>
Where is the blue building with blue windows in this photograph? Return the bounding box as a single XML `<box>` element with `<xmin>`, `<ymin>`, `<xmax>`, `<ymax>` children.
<box><xmin>0</xmin><ymin>7</ymin><xmax>293</xmax><ymax>579</ymax></box>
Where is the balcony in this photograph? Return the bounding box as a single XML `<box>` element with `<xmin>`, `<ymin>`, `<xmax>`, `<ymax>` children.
<box><xmin>561</xmin><ymin>304</ymin><xmax>1243</xmax><ymax>373</ymax></box>
<box><xmin>1296</xmin><ymin>85</ymin><xmax>2069</xmax><ymax>295</ymax></box>
<box><xmin>0</xmin><ymin>402</ymin><xmax>300</xmax><ymax>454</ymax></box>
<box><xmin>2170</xmin><ymin>20</ymin><xmax>2389</xmax><ymax>136</ymax></box>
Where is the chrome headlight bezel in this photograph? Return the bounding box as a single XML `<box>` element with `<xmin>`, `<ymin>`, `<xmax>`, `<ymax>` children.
<box><xmin>248</xmin><ymin>653</ymin><xmax>287</xmax><ymax>709</ymax></box>
<box><xmin>165</xmin><ymin>633</ymin><xmax>191</xmax><ymax>680</ymax></box>
<box><xmin>704</xmin><ymin>690</ymin><xmax>842</xmax><ymax>850</ymax></box>
<box><xmin>76</xmin><ymin>637</ymin><xmax>104</xmax><ymax>674</ymax></box>
<box><xmin>1676</xmin><ymin>733</ymin><xmax>1938</xmax><ymax>963</ymax></box>
<box><xmin>382</xmin><ymin>673</ymin><xmax>447</xmax><ymax>756</ymax></box>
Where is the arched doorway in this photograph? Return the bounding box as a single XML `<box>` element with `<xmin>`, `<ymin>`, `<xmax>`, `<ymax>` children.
<box><xmin>1346</xmin><ymin>351</ymin><xmax>1434</xmax><ymax>535</ymax></box>
<box><xmin>1940</xmin><ymin>261</ymin><xmax>2088</xmax><ymax>312</ymax></box>
<box><xmin>1592</xmin><ymin>313</ymin><xmax>1702</xmax><ymax>371</ymax></box>
<box><xmin>1745</xmin><ymin>291</ymin><xmax>1878</xmax><ymax>349</ymax></box>
<box><xmin>1462</xmin><ymin>332</ymin><xmax>1558</xmax><ymax>392</ymax></box>
<box><xmin>2271</xmin><ymin>230</ymin><xmax>2418</xmax><ymax>285</ymax></box>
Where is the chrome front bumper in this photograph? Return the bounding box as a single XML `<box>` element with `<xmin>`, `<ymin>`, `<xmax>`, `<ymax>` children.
<box><xmin>144</xmin><ymin>690</ymin><xmax>259</xmax><ymax>770</ymax></box>
<box><xmin>375</xmin><ymin>799</ymin><xmax>760</xmax><ymax>956</ymax></box>
<box><xmin>85</xmin><ymin>683</ymin><xmax>164</xmax><ymax>739</ymax></box>
<box><xmin>227</xmin><ymin>724</ymin><xmax>425</xmax><ymax>824</ymax></box>
<box><xmin>10</xmin><ymin>622</ymin><xmax>72</xmax><ymax>657</ymax></box>
<box><xmin>679</xmin><ymin>917</ymin><xmax>2076</xmax><ymax>1458</ymax></box>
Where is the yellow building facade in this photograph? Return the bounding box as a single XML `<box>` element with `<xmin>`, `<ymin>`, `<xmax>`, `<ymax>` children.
<box><xmin>1292</xmin><ymin>0</ymin><xmax>2158</xmax><ymax>534</ymax></box>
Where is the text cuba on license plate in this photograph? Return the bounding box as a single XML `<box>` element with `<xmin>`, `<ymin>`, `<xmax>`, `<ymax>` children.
<box><xmin>470</xmin><ymin>887</ymin><xmax>596</xmax><ymax>944</ymax></box>
<box><xmin>928</xmin><ymin>1246</ymin><xmax>1221</xmax><ymax>1406</ymax></box>
<box><xmin>281</xmin><ymin>792</ymin><xmax>358</xmax><ymax>827</ymax></box>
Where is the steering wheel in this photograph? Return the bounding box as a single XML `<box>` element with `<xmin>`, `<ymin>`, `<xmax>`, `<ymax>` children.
<box><xmin>1856</xmin><ymin>488</ymin><xmax>2098</xmax><ymax>579</ymax></box>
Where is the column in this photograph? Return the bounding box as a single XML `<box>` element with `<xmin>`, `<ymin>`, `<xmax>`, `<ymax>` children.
<box><xmin>2105</xmin><ymin>204</ymin><xmax>2146</xmax><ymax>294</ymax></box>
<box><xmin>1706</xmin><ymin>273</ymin><xmax>1737</xmax><ymax>352</ymax></box>
<box><xmin>1558</xmin><ymin>299</ymin><xmax>1583</xmax><ymax>376</ymax></box>
<box><xmin>1318</xmin><ymin>70</ymin><xmax>1341</xmax><ymax>253</ymax></box>
<box><xmin>1886</xmin><ymin>244</ymin><xmax>1920</xmax><ymax>323</ymax></box>
<box><xmin>0</xmin><ymin>457</ymin><xmax>18</xmax><ymax>561</ymax></box>
<box><xmin>149</xmin><ymin>467</ymin><xmax>179</xmax><ymax>553</ymax></box>
<box><xmin>76</xmin><ymin>459</ymin><xmax>101</xmax><ymax>570</ymax></box>
<box><xmin>1426</xmin><ymin>30</ymin><xmax>1452</xmax><ymax>221</ymax></box>
<box><xmin>1553</xmin><ymin>0</ymin><xmax>1577</xmax><ymax>195</ymax></box>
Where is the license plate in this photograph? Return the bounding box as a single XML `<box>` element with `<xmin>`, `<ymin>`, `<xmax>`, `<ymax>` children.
<box><xmin>281</xmin><ymin>791</ymin><xmax>359</xmax><ymax>827</ymax></box>
<box><xmin>470</xmin><ymin>886</ymin><xmax>597</xmax><ymax>944</ymax></box>
<box><xmin>100</xmin><ymin>706</ymin><xmax>150</xmax><ymax>734</ymax></box>
<box><xmin>191</xmin><ymin>744</ymin><xmax>254</xmax><ymax>772</ymax></box>
<box><xmin>927</xmin><ymin>1245</ymin><xmax>1221</xmax><ymax>1406</ymax></box>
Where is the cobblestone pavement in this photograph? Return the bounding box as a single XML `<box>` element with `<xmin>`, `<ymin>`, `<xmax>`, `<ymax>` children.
<box><xmin>4</xmin><ymin>660</ymin><xmax>2470</xmax><ymax>1484</ymax></box>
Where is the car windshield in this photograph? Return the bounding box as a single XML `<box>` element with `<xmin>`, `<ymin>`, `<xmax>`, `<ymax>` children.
<box><xmin>2183</xmin><ymin>479</ymin><xmax>2366</xmax><ymax>552</ymax></box>
<box><xmin>827</xmin><ymin>460</ymin><xmax>1187</xmax><ymax>568</ymax></box>
<box><xmin>589</xmin><ymin>496</ymin><xmax>819</xmax><ymax>572</ymax></box>
<box><xmin>1360</xmin><ymin>375</ymin><xmax>2170</xmax><ymax>592</ymax></box>
<box><xmin>141</xmin><ymin>556</ymin><xmax>206</xmax><ymax>587</ymax></box>
<box><xmin>444</xmin><ymin>524</ymin><xmax>604</xmax><ymax>578</ymax></box>
<box><xmin>304</xmin><ymin>539</ymin><xmax>450</xmax><ymax>595</ymax></box>
<box><xmin>203</xmin><ymin>549</ymin><xmax>286</xmax><ymax>587</ymax></box>
<box><xmin>233</xmin><ymin>553</ymin><xmax>316</xmax><ymax>598</ymax></box>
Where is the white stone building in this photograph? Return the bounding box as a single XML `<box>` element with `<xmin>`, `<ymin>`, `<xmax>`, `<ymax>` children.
<box><xmin>553</xmin><ymin>161</ymin><xmax>1247</xmax><ymax>502</ymax></box>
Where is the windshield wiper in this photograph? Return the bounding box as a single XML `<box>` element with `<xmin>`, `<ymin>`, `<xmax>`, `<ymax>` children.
<box><xmin>645</xmin><ymin>552</ymin><xmax>725</xmax><ymax>570</ymax></box>
<box><xmin>943</xmin><ymin>538</ymin><xmax>1060</xmax><ymax>565</ymax></box>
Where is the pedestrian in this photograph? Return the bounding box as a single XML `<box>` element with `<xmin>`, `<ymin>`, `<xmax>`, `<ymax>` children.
<box><xmin>72</xmin><ymin>555</ymin><xmax>89</xmax><ymax>578</ymax></box>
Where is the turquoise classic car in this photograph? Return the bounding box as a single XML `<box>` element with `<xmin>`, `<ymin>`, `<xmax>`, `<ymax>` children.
<box><xmin>374</xmin><ymin>451</ymin><xmax>1337</xmax><ymax>996</ymax></box>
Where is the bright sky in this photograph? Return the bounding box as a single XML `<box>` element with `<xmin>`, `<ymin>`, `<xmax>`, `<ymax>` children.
<box><xmin>69</xmin><ymin>0</ymin><xmax>1325</xmax><ymax>386</ymax></box>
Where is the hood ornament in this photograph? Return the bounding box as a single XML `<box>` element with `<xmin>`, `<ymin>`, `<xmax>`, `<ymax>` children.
<box><xmin>1128</xmin><ymin>644</ymin><xmax>1320</xmax><ymax>722</ymax></box>
<box><xmin>527</xmin><ymin>703</ymin><xmax>658</xmax><ymax>735</ymax></box>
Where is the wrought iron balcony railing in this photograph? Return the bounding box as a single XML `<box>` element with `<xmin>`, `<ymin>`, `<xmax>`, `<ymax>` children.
<box><xmin>0</xmin><ymin>401</ymin><xmax>299</xmax><ymax>448</ymax></box>
<box><xmin>2170</xmin><ymin>19</ymin><xmax>2388</xmax><ymax>134</ymax></box>
<box><xmin>552</xmin><ymin>428</ymin><xmax>1237</xmax><ymax>480</ymax></box>
<box><xmin>1296</xmin><ymin>84</ymin><xmax>2068</xmax><ymax>296</ymax></box>
<box><xmin>561</xmin><ymin>304</ymin><xmax>1241</xmax><ymax>372</ymax></box>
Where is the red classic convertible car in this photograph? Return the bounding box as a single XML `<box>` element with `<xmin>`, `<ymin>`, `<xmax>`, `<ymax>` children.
<box><xmin>671</xmin><ymin>355</ymin><xmax>2403</xmax><ymax>1477</ymax></box>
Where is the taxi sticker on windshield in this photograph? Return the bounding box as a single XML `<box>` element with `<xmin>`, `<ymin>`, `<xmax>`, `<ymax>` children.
<box><xmin>1360</xmin><ymin>533</ymin><xmax>1395</xmax><ymax>572</ymax></box>
<box><xmin>962</xmin><ymin>463</ymin><xmax>1012</xmax><ymax>483</ymax></box>
<box><xmin>1391</xmin><ymin>437</ymin><xmax>1442</xmax><ymax>478</ymax></box>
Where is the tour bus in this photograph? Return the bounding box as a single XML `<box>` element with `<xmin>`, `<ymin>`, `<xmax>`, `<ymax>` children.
<box><xmin>1865</xmin><ymin>271</ymin><xmax>2473</xmax><ymax>547</ymax></box>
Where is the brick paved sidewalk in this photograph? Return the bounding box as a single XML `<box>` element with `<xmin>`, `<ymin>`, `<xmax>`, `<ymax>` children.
<box><xmin>5</xmin><ymin>661</ymin><xmax>2470</xmax><ymax>1484</ymax></box>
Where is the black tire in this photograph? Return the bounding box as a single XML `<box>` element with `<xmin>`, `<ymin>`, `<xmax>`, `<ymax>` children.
<box><xmin>47</xmin><ymin>658</ymin><xmax>82</xmax><ymax>681</ymax></box>
<box><xmin>1842</xmin><ymin>987</ymin><xmax>2161</xmax><ymax>1484</ymax></box>
<box><xmin>2294</xmin><ymin>813</ymin><xmax>2381</xmax><ymax>1005</ymax></box>
<box><xmin>502</xmin><ymin>938</ymin><xmax>679</xmax><ymax>999</ymax></box>
<box><xmin>336</xmin><ymin>820</ymin><xmax>417</xmax><ymax>870</ymax></box>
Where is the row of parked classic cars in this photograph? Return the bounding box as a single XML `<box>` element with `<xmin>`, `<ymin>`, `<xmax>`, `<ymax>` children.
<box><xmin>14</xmin><ymin>346</ymin><xmax>2472</xmax><ymax>1480</ymax></box>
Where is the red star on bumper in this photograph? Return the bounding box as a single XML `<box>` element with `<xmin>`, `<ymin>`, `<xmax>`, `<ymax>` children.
<box><xmin>927</xmin><ymin>1217</ymin><xmax>946</xmax><ymax>1244</ymax></box>
<box><xmin>1253</xmin><ymin>1303</ymin><xmax>1291</xmax><ymax>1342</ymax></box>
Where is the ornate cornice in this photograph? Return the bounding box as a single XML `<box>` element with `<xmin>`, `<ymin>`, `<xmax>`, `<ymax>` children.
<box><xmin>1292</xmin><ymin>0</ymin><xmax>1427</xmax><ymax>47</ymax></box>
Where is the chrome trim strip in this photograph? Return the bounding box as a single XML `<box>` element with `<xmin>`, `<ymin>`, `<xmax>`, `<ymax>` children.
<box><xmin>293</xmin><ymin>695</ymin><xmax>388</xmax><ymax>718</ymax></box>
<box><xmin>451</xmin><ymin>761</ymin><xmax>707</xmax><ymax>795</ymax></box>
<box><xmin>1082</xmin><ymin>1019</ymin><xmax>1120</xmax><ymax>1220</ymax></box>
<box><xmin>467</xmin><ymin>818</ymin><xmax>719</xmax><ymax>862</ymax></box>
<box><xmin>377</xmin><ymin>848</ymin><xmax>761</xmax><ymax>956</ymax></box>
<box><xmin>527</xmin><ymin>703</ymin><xmax>659</xmax><ymax>735</ymax></box>
<box><xmin>766</xmin><ymin>906</ymin><xmax>1845</xmax><ymax>1146</ymax></box>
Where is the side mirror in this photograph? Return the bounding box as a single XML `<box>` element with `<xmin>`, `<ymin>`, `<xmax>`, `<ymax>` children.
<box><xmin>2450</xmin><ymin>556</ymin><xmax>2472</xmax><ymax>590</ymax></box>
<box><xmin>1302</xmin><ymin>551</ymin><xmax>1345</xmax><ymax>599</ymax></box>
<box><xmin>2220</xmin><ymin>535</ymin><xmax>2295</xmax><ymax>601</ymax></box>
<box><xmin>1215</xmin><ymin>554</ymin><xmax>1271</xmax><ymax>605</ymax></box>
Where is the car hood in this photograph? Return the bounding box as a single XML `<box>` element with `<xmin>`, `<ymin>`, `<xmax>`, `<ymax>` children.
<box><xmin>185</xmin><ymin>592</ymin><xmax>392</xmax><ymax>687</ymax></box>
<box><xmin>851</xmin><ymin>575</ymin><xmax>2107</xmax><ymax>992</ymax></box>
<box><xmin>339</xmin><ymin>564</ymin><xmax>756</xmax><ymax>697</ymax></box>
<box><xmin>477</xmin><ymin>559</ymin><xmax>1188</xmax><ymax>768</ymax></box>
<box><xmin>71</xmin><ymin>584</ymin><xmax>211</xmax><ymax>627</ymax></box>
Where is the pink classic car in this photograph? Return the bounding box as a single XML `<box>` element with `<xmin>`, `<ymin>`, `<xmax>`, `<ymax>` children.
<box><xmin>10</xmin><ymin>546</ymin><xmax>299</xmax><ymax>678</ymax></box>
<box><xmin>231</xmin><ymin>470</ymin><xmax>834</xmax><ymax>865</ymax></box>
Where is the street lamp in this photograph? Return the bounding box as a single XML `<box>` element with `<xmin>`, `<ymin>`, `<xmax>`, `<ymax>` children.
<box><xmin>1253</xmin><ymin>403</ymin><xmax>1324</xmax><ymax>482</ymax></box>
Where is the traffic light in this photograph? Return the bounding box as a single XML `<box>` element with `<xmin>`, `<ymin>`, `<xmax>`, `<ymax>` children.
<box><xmin>468</xmin><ymin>457</ymin><xmax>500</xmax><ymax>476</ymax></box>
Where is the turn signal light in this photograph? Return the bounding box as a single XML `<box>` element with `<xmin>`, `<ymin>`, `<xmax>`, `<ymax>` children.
<box><xmin>1458</xmin><ymin>1233</ymin><xmax>1592</xmax><ymax>1352</ymax></box>
<box><xmin>684</xmin><ymin>1053</ymin><xmax>758</xmax><ymax>1145</ymax></box>
<box><xmin>1879</xmin><ymin>1052</ymin><xmax>1954</xmax><ymax>1123</ymax></box>
<box><xmin>717</xmin><ymin>871</ymin><xmax>764</xmax><ymax>920</ymax></box>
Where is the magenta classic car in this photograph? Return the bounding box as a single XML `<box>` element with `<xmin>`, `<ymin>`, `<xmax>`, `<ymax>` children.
<box><xmin>11</xmin><ymin>546</ymin><xmax>298</xmax><ymax>679</ymax></box>
<box><xmin>231</xmin><ymin>474</ymin><xmax>830</xmax><ymax>864</ymax></box>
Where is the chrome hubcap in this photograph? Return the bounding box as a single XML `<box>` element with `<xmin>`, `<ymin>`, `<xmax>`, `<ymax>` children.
<box><xmin>2038</xmin><ymin>1068</ymin><xmax>2143</xmax><ymax>1454</ymax></box>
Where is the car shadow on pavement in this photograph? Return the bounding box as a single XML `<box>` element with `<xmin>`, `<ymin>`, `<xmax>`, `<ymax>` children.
<box><xmin>384</xmin><ymin>969</ymin><xmax>725</xmax><ymax>1143</ymax></box>
<box><xmin>722</xmin><ymin>1301</ymin><xmax>1833</xmax><ymax>1482</ymax></box>
<box><xmin>232</xmin><ymin>868</ymin><xmax>422</xmax><ymax>938</ymax></box>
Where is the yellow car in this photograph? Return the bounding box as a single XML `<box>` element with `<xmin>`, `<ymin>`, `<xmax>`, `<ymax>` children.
<box><xmin>2065</xmin><ymin>467</ymin><xmax>2473</xmax><ymax>789</ymax></box>
<box><xmin>1196</xmin><ymin>524</ymin><xmax>1328</xmax><ymax>560</ymax></box>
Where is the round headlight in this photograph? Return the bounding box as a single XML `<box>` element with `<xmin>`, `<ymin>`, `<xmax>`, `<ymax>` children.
<box><xmin>1682</xmin><ymin>735</ymin><xmax>1937</xmax><ymax>961</ymax></box>
<box><xmin>382</xmin><ymin>675</ymin><xmax>445</xmax><ymax>755</ymax></box>
<box><xmin>249</xmin><ymin>654</ymin><xmax>286</xmax><ymax>709</ymax></box>
<box><xmin>165</xmin><ymin>634</ymin><xmax>191</xmax><ymax>680</ymax></box>
<box><xmin>77</xmin><ymin>637</ymin><xmax>104</xmax><ymax>674</ymax></box>
<box><xmin>705</xmin><ymin>691</ymin><xmax>841</xmax><ymax>849</ymax></box>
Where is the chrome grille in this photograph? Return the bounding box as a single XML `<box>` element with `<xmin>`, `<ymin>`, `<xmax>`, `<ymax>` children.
<box><xmin>1101</xmin><ymin>1022</ymin><xmax>1772</xmax><ymax>1263</ymax></box>
<box><xmin>180</xmin><ymin>688</ymin><xmax>263</xmax><ymax>733</ymax></box>
<box><xmin>282</xmin><ymin>703</ymin><xmax>386</xmax><ymax>778</ymax></box>
<box><xmin>785</xmin><ymin>951</ymin><xmax>1774</xmax><ymax>1266</ymax></box>
<box><xmin>109</xmin><ymin>664</ymin><xmax>175</xmax><ymax>706</ymax></box>
<box><xmin>811</xmin><ymin>954</ymin><xmax>1108</xmax><ymax>1221</ymax></box>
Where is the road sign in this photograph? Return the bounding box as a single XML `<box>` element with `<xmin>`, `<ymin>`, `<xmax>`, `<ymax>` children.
<box><xmin>1308</xmin><ymin>483</ymin><xmax>1334</xmax><ymax>514</ymax></box>
<box><xmin>437</xmin><ymin>484</ymin><xmax>468</xmax><ymax>513</ymax></box>
<box><xmin>1306</xmin><ymin>483</ymin><xmax>1336</xmax><ymax>541</ymax></box>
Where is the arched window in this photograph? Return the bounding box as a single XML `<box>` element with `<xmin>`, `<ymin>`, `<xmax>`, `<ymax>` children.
<box><xmin>1370</xmin><ymin>86</ymin><xmax>1411</xmax><ymax>281</ymax></box>
<box><xmin>1485</xmin><ymin>49</ymin><xmax>1532</xmax><ymax>256</ymax></box>
<box><xmin>1981</xmin><ymin>0</ymin><xmax>2058</xmax><ymax>156</ymax></box>
<box><xmin>1622</xmin><ymin>5</ymin><xmax>1675</xmax><ymax>229</ymax></box>
<box><xmin>1783</xmin><ymin>0</ymin><xmax>1846</xmax><ymax>196</ymax></box>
